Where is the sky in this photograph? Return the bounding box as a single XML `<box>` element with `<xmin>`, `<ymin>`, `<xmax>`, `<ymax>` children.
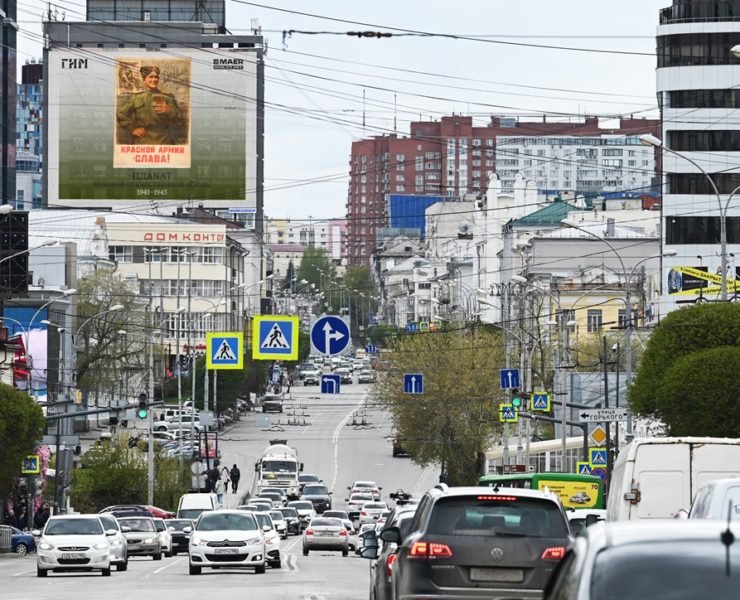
<box><xmin>17</xmin><ymin>0</ymin><xmax>668</xmax><ymax>221</ymax></box>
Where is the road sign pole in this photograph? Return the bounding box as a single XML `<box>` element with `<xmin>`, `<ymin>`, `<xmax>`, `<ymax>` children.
<box><xmin>503</xmin><ymin>422</ymin><xmax>510</xmax><ymax>466</ymax></box>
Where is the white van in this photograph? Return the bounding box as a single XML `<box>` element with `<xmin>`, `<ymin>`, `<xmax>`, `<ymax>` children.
<box><xmin>177</xmin><ymin>493</ymin><xmax>217</xmax><ymax>520</ymax></box>
<box><xmin>689</xmin><ymin>478</ymin><xmax>740</xmax><ymax>520</ymax></box>
<box><xmin>607</xmin><ymin>437</ymin><xmax>740</xmax><ymax>521</ymax></box>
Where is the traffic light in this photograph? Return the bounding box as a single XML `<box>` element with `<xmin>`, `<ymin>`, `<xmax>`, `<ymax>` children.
<box><xmin>137</xmin><ymin>393</ymin><xmax>148</xmax><ymax>419</ymax></box>
<box><xmin>511</xmin><ymin>389</ymin><xmax>523</xmax><ymax>409</ymax></box>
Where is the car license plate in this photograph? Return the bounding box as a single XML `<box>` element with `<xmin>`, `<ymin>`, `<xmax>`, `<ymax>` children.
<box><xmin>215</xmin><ymin>548</ymin><xmax>238</xmax><ymax>555</ymax></box>
<box><xmin>470</xmin><ymin>567</ymin><xmax>524</xmax><ymax>583</ymax></box>
<box><xmin>61</xmin><ymin>553</ymin><xmax>86</xmax><ymax>560</ymax></box>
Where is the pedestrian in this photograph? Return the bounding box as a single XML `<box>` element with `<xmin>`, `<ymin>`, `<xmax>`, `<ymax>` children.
<box><xmin>214</xmin><ymin>478</ymin><xmax>226</xmax><ymax>506</ymax></box>
<box><xmin>230</xmin><ymin>464</ymin><xmax>241</xmax><ymax>493</ymax></box>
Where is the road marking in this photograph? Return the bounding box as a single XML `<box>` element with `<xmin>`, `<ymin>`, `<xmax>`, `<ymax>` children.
<box><xmin>11</xmin><ymin>569</ymin><xmax>35</xmax><ymax>577</ymax></box>
<box><xmin>330</xmin><ymin>390</ymin><xmax>368</xmax><ymax>492</ymax></box>
<box><xmin>152</xmin><ymin>556</ymin><xmax>183</xmax><ymax>575</ymax></box>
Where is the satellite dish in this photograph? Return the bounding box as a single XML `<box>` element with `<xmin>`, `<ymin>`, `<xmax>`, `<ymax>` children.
<box><xmin>457</xmin><ymin>221</ymin><xmax>473</xmax><ymax>239</ymax></box>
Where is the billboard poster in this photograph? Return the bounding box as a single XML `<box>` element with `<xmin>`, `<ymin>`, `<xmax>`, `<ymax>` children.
<box><xmin>47</xmin><ymin>48</ymin><xmax>257</xmax><ymax>207</ymax></box>
<box><xmin>667</xmin><ymin>266</ymin><xmax>740</xmax><ymax>298</ymax></box>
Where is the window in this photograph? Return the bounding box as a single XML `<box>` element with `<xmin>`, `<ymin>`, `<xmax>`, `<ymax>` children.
<box><xmin>416</xmin><ymin>156</ymin><xmax>424</xmax><ymax>171</ymax></box>
<box><xmin>668</xmin><ymin>172</ymin><xmax>740</xmax><ymax>194</ymax></box>
<box><xmin>587</xmin><ymin>309</ymin><xmax>603</xmax><ymax>333</ymax></box>
<box><xmin>666</xmin><ymin>216</ymin><xmax>740</xmax><ymax>244</ymax></box>
<box><xmin>658</xmin><ymin>32</ymin><xmax>740</xmax><ymax>68</ymax></box>
<box><xmin>669</xmin><ymin>130</ymin><xmax>740</xmax><ymax>152</ymax></box>
<box><xmin>396</xmin><ymin>153</ymin><xmax>405</xmax><ymax>162</ymax></box>
<box><xmin>109</xmin><ymin>245</ymin><xmax>133</xmax><ymax>263</ymax></box>
<box><xmin>395</xmin><ymin>174</ymin><xmax>404</xmax><ymax>182</ymax></box>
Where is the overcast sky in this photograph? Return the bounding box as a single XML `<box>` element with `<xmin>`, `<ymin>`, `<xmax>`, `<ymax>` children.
<box><xmin>18</xmin><ymin>1</ymin><xmax>667</xmax><ymax>220</ymax></box>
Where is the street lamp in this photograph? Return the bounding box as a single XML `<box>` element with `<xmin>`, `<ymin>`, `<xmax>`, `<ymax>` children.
<box><xmin>639</xmin><ymin>132</ymin><xmax>737</xmax><ymax>301</ymax></box>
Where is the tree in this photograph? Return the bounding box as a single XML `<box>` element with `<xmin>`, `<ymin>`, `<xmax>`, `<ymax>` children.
<box><xmin>340</xmin><ymin>266</ymin><xmax>378</xmax><ymax>336</ymax></box>
<box><xmin>281</xmin><ymin>261</ymin><xmax>296</xmax><ymax>292</ymax></box>
<box><xmin>376</xmin><ymin>326</ymin><xmax>505</xmax><ymax>485</ymax></box>
<box><xmin>0</xmin><ymin>383</ymin><xmax>45</xmax><ymax>500</ymax></box>
<box><xmin>297</xmin><ymin>247</ymin><xmax>334</xmax><ymax>290</ymax></box>
<box><xmin>630</xmin><ymin>303</ymin><xmax>740</xmax><ymax>429</ymax></box>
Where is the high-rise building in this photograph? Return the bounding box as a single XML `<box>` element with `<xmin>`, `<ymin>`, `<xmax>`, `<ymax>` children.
<box><xmin>87</xmin><ymin>0</ymin><xmax>225</xmax><ymax>31</ymax></box>
<box><xmin>656</xmin><ymin>0</ymin><xmax>740</xmax><ymax>310</ymax></box>
<box><xmin>0</xmin><ymin>0</ymin><xmax>17</xmax><ymax>205</ymax></box>
<box><xmin>17</xmin><ymin>61</ymin><xmax>43</xmax><ymax>158</ymax></box>
<box><xmin>346</xmin><ymin>115</ymin><xmax>660</xmax><ymax>267</ymax></box>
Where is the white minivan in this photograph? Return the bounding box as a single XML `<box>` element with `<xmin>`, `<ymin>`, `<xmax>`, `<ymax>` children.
<box><xmin>177</xmin><ymin>493</ymin><xmax>217</xmax><ymax>520</ymax></box>
<box><xmin>690</xmin><ymin>478</ymin><xmax>740</xmax><ymax>520</ymax></box>
<box><xmin>607</xmin><ymin>437</ymin><xmax>740</xmax><ymax>521</ymax></box>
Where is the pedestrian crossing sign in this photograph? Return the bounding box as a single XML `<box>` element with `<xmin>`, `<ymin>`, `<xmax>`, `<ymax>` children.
<box><xmin>531</xmin><ymin>391</ymin><xmax>551</xmax><ymax>412</ymax></box>
<box><xmin>589</xmin><ymin>447</ymin><xmax>607</xmax><ymax>467</ymax></box>
<box><xmin>252</xmin><ymin>315</ymin><xmax>299</xmax><ymax>361</ymax></box>
<box><xmin>499</xmin><ymin>404</ymin><xmax>518</xmax><ymax>423</ymax></box>
<box><xmin>576</xmin><ymin>461</ymin><xmax>592</xmax><ymax>476</ymax></box>
<box><xmin>206</xmin><ymin>332</ymin><xmax>244</xmax><ymax>370</ymax></box>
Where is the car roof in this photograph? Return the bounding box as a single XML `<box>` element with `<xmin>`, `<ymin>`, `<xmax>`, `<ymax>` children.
<box><xmin>431</xmin><ymin>485</ymin><xmax>561</xmax><ymax>503</ymax></box>
<box><xmin>587</xmin><ymin>519</ymin><xmax>740</xmax><ymax>549</ymax></box>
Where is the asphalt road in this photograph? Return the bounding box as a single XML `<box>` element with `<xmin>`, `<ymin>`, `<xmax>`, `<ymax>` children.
<box><xmin>1</xmin><ymin>380</ymin><xmax>439</xmax><ymax>599</ymax></box>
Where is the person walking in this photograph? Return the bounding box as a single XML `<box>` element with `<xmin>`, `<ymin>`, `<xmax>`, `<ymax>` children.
<box><xmin>230</xmin><ymin>464</ymin><xmax>241</xmax><ymax>494</ymax></box>
<box><xmin>214</xmin><ymin>478</ymin><xmax>226</xmax><ymax>506</ymax></box>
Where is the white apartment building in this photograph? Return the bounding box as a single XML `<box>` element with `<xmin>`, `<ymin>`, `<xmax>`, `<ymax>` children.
<box><xmin>265</xmin><ymin>218</ymin><xmax>347</xmax><ymax>262</ymax></box>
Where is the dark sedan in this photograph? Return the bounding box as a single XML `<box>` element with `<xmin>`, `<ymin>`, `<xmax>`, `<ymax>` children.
<box><xmin>164</xmin><ymin>518</ymin><xmax>193</xmax><ymax>556</ymax></box>
<box><xmin>301</xmin><ymin>483</ymin><xmax>332</xmax><ymax>514</ymax></box>
<box><xmin>277</xmin><ymin>507</ymin><xmax>302</xmax><ymax>536</ymax></box>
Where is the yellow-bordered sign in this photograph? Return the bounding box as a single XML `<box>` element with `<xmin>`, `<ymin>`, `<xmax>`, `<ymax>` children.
<box><xmin>499</xmin><ymin>404</ymin><xmax>518</xmax><ymax>423</ymax></box>
<box><xmin>206</xmin><ymin>332</ymin><xmax>244</xmax><ymax>370</ymax></box>
<box><xmin>252</xmin><ymin>315</ymin><xmax>299</xmax><ymax>361</ymax></box>
<box><xmin>21</xmin><ymin>454</ymin><xmax>40</xmax><ymax>474</ymax></box>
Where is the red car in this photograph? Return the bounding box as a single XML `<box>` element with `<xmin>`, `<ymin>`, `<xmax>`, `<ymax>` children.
<box><xmin>145</xmin><ymin>505</ymin><xmax>176</xmax><ymax>519</ymax></box>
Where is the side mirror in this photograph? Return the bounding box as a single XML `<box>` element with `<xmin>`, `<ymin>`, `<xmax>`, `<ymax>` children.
<box><xmin>105</xmin><ymin>529</ymin><xmax>118</xmax><ymax>537</ymax></box>
<box><xmin>380</xmin><ymin>527</ymin><xmax>401</xmax><ymax>545</ymax></box>
<box><xmin>121</xmin><ymin>526</ymin><xmax>131</xmax><ymax>533</ymax></box>
<box><xmin>31</xmin><ymin>529</ymin><xmax>41</xmax><ymax>537</ymax></box>
<box><xmin>585</xmin><ymin>514</ymin><xmax>601</xmax><ymax>527</ymax></box>
<box><xmin>328</xmin><ymin>491</ymin><xmax>333</xmax><ymax>495</ymax></box>
<box><xmin>300</xmin><ymin>463</ymin><xmax>304</xmax><ymax>472</ymax></box>
<box><xmin>344</xmin><ymin>498</ymin><xmax>349</xmax><ymax>502</ymax></box>
<box><xmin>673</xmin><ymin>509</ymin><xmax>689</xmax><ymax>520</ymax></box>
<box><xmin>360</xmin><ymin>546</ymin><xmax>379</xmax><ymax>560</ymax></box>
<box><xmin>183</xmin><ymin>526</ymin><xmax>192</xmax><ymax>534</ymax></box>
<box><xmin>362</xmin><ymin>530</ymin><xmax>379</xmax><ymax>549</ymax></box>
<box><xmin>378</xmin><ymin>486</ymin><xmax>383</xmax><ymax>490</ymax></box>
<box><xmin>262</xmin><ymin>525</ymin><xmax>272</xmax><ymax>532</ymax></box>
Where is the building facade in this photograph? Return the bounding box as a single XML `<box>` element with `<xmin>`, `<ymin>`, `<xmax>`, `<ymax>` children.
<box><xmin>265</xmin><ymin>218</ymin><xmax>346</xmax><ymax>263</ymax></box>
<box><xmin>0</xmin><ymin>0</ymin><xmax>16</xmax><ymax>205</ymax></box>
<box><xmin>655</xmin><ymin>0</ymin><xmax>740</xmax><ymax>310</ymax></box>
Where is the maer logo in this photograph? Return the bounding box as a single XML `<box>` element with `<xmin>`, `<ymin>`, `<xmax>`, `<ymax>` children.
<box><xmin>213</xmin><ymin>58</ymin><xmax>244</xmax><ymax>70</ymax></box>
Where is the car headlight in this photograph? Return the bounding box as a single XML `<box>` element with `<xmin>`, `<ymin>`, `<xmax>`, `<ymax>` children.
<box><xmin>247</xmin><ymin>537</ymin><xmax>261</xmax><ymax>545</ymax></box>
<box><xmin>93</xmin><ymin>542</ymin><xmax>109</xmax><ymax>550</ymax></box>
<box><xmin>143</xmin><ymin>538</ymin><xmax>156</xmax><ymax>545</ymax></box>
<box><xmin>190</xmin><ymin>536</ymin><xmax>204</xmax><ymax>546</ymax></box>
<box><xmin>265</xmin><ymin>537</ymin><xmax>278</xmax><ymax>545</ymax></box>
<box><xmin>109</xmin><ymin>538</ymin><xmax>122</xmax><ymax>546</ymax></box>
<box><xmin>39</xmin><ymin>542</ymin><xmax>54</xmax><ymax>551</ymax></box>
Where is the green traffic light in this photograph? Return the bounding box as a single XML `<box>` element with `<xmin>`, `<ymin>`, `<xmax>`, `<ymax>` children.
<box><xmin>511</xmin><ymin>397</ymin><xmax>522</xmax><ymax>408</ymax></box>
<box><xmin>137</xmin><ymin>408</ymin><xmax>148</xmax><ymax>419</ymax></box>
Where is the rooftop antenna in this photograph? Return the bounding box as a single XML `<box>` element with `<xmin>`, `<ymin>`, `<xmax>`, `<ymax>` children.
<box><xmin>362</xmin><ymin>88</ymin><xmax>366</xmax><ymax>130</ymax></box>
<box><xmin>393</xmin><ymin>94</ymin><xmax>397</xmax><ymax>135</ymax></box>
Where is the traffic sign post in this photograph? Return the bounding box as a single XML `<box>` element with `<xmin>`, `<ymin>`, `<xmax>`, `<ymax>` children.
<box><xmin>21</xmin><ymin>455</ymin><xmax>40</xmax><ymax>474</ymax></box>
<box><xmin>321</xmin><ymin>374</ymin><xmax>341</xmax><ymax>394</ymax></box>
<box><xmin>365</xmin><ymin>344</ymin><xmax>379</xmax><ymax>355</ymax></box>
<box><xmin>531</xmin><ymin>392</ymin><xmax>551</xmax><ymax>412</ymax></box>
<box><xmin>579</xmin><ymin>407</ymin><xmax>628</xmax><ymax>423</ymax></box>
<box><xmin>206</xmin><ymin>332</ymin><xmax>244</xmax><ymax>370</ymax></box>
<box><xmin>252</xmin><ymin>316</ymin><xmax>299</xmax><ymax>361</ymax></box>
<box><xmin>499</xmin><ymin>368</ymin><xmax>520</xmax><ymax>390</ymax></box>
<box><xmin>403</xmin><ymin>373</ymin><xmax>424</xmax><ymax>394</ymax></box>
<box><xmin>311</xmin><ymin>316</ymin><xmax>351</xmax><ymax>356</ymax></box>
<box><xmin>590</xmin><ymin>467</ymin><xmax>607</xmax><ymax>482</ymax></box>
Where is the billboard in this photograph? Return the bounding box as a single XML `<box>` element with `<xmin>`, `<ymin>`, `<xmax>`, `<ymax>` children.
<box><xmin>47</xmin><ymin>48</ymin><xmax>257</xmax><ymax>207</ymax></box>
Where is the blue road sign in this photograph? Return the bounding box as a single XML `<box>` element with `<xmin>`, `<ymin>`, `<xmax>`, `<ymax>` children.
<box><xmin>321</xmin><ymin>374</ymin><xmax>341</xmax><ymax>394</ymax></box>
<box><xmin>403</xmin><ymin>373</ymin><xmax>424</xmax><ymax>394</ymax></box>
<box><xmin>499</xmin><ymin>368</ymin><xmax>520</xmax><ymax>390</ymax></box>
<box><xmin>590</xmin><ymin>467</ymin><xmax>607</xmax><ymax>482</ymax></box>
<box><xmin>365</xmin><ymin>344</ymin><xmax>379</xmax><ymax>355</ymax></box>
<box><xmin>405</xmin><ymin>322</ymin><xmax>418</xmax><ymax>333</ymax></box>
<box><xmin>500</xmin><ymin>405</ymin><xmax>518</xmax><ymax>422</ymax></box>
<box><xmin>590</xmin><ymin>448</ymin><xmax>607</xmax><ymax>467</ymax></box>
<box><xmin>532</xmin><ymin>392</ymin><xmax>550</xmax><ymax>411</ymax></box>
<box><xmin>206</xmin><ymin>332</ymin><xmax>244</xmax><ymax>370</ymax></box>
<box><xmin>577</xmin><ymin>462</ymin><xmax>592</xmax><ymax>476</ymax></box>
<box><xmin>311</xmin><ymin>316</ymin><xmax>351</xmax><ymax>356</ymax></box>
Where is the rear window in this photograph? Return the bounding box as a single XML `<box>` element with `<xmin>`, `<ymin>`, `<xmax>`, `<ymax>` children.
<box><xmin>311</xmin><ymin>518</ymin><xmax>342</xmax><ymax>527</ymax></box>
<box><xmin>427</xmin><ymin>496</ymin><xmax>568</xmax><ymax>538</ymax></box>
<box><xmin>290</xmin><ymin>502</ymin><xmax>313</xmax><ymax>510</ymax></box>
<box><xmin>304</xmin><ymin>485</ymin><xmax>329</xmax><ymax>495</ymax></box>
<box><xmin>364</xmin><ymin>503</ymin><xmax>387</xmax><ymax>510</ymax></box>
<box><xmin>591</xmin><ymin>541</ymin><xmax>740</xmax><ymax>598</ymax></box>
<box><xmin>119</xmin><ymin>518</ymin><xmax>155</xmax><ymax>532</ymax></box>
<box><xmin>351</xmin><ymin>494</ymin><xmax>373</xmax><ymax>502</ymax></box>
<box><xmin>279</xmin><ymin>508</ymin><xmax>298</xmax><ymax>518</ymax></box>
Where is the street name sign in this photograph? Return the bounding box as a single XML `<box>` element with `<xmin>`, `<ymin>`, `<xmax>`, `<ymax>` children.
<box><xmin>579</xmin><ymin>407</ymin><xmax>628</xmax><ymax>423</ymax></box>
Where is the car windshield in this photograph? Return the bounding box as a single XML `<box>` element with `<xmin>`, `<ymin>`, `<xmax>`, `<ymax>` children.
<box><xmin>259</xmin><ymin>493</ymin><xmax>281</xmax><ymax>500</ymax></box>
<box><xmin>153</xmin><ymin>520</ymin><xmax>165</xmax><ymax>532</ymax></box>
<box><xmin>197</xmin><ymin>513</ymin><xmax>257</xmax><ymax>532</ymax></box>
<box><xmin>279</xmin><ymin>508</ymin><xmax>298</xmax><ymax>518</ymax></box>
<box><xmin>45</xmin><ymin>518</ymin><xmax>104</xmax><ymax>536</ymax></box>
<box><xmin>270</xmin><ymin>512</ymin><xmax>284</xmax><ymax>521</ymax></box>
<box><xmin>304</xmin><ymin>485</ymin><xmax>329</xmax><ymax>495</ymax></box>
<box><xmin>324</xmin><ymin>511</ymin><xmax>348</xmax><ymax>519</ymax></box>
<box><xmin>254</xmin><ymin>514</ymin><xmax>273</xmax><ymax>529</ymax></box>
<box><xmin>166</xmin><ymin>520</ymin><xmax>192</xmax><ymax>531</ymax></box>
<box><xmin>299</xmin><ymin>475</ymin><xmax>319</xmax><ymax>483</ymax></box>
<box><xmin>291</xmin><ymin>502</ymin><xmax>313</xmax><ymax>511</ymax></box>
<box><xmin>98</xmin><ymin>515</ymin><xmax>117</xmax><ymax>530</ymax></box>
<box><xmin>118</xmin><ymin>518</ymin><xmax>155</xmax><ymax>532</ymax></box>
<box><xmin>427</xmin><ymin>497</ymin><xmax>568</xmax><ymax>538</ymax></box>
<box><xmin>311</xmin><ymin>518</ymin><xmax>342</xmax><ymax>528</ymax></box>
<box><xmin>263</xmin><ymin>460</ymin><xmax>297</xmax><ymax>473</ymax></box>
<box><xmin>351</xmin><ymin>494</ymin><xmax>373</xmax><ymax>502</ymax></box>
<box><xmin>591</xmin><ymin>541</ymin><xmax>740</xmax><ymax>598</ymax></box>
<box><xmin>397</xmin><ymin>514</ymin><xmax>415</xmax><ymax>539</ymax></box>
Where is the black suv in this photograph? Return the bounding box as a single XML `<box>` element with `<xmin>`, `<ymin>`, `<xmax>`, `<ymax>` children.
<box><xmin>377</xmin><ymin>484</ymin><xmax>572</xmax><ymax>600</ymax></box>
<box><xmin>301</xmin><ymin>483</ymin><xmax>332</xmax><ymax>514</ymax></box>
<box><xmin>164</xmin><ymin>518</ymin><xmax>193</xmax><ymax>555</ymax></box>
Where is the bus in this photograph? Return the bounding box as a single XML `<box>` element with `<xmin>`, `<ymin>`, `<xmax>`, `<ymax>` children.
<box><xmin>478</xmin><ymin>472</ymin><xmax>604</xmax><ymax>510</ymax></box>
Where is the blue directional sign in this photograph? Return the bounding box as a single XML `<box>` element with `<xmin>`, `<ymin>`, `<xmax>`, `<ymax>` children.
<box><xmin>589</xmin><ymin>448</ymin><xmax>607</xmax><ymax>467</ymax></box>
<box><xmin>365</xmin><ymin>344</ymin><xmax>379</xmax><ymax>355</ymax></box>
<box><xmin>311</xmin><ymin>316</ymin><xmax>351</xmax><ymax>356</ymax></box>
<box><xmin>499</xmin><ymin>368</ymin><xmax>520</xmax><ymax>390</ymax></box>
<box><xmin>531</xmin><ymin>392</ymin><xmax>551</xmax><ymax>412</ymax></box>
<box><xmin>403</xmin><ymin>373</ymin><xmax>424</xmax><ymax>394</ymax></box>
<box><xmin>321</xmin><ymin>374</ymin><xmax>341</xmax><ymax>394</ymax></box>
<box><xmin>405</xmin><ymin>322</ymin><xmax>418</xmax><ymax>333</ymax></box>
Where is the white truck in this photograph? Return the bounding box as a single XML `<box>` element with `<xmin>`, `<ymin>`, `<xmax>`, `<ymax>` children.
<box><xmin>607</xmin><ymin>437</ymin><xmax>740</xmax><ymax>521</ymax></box>
<box><xmin>255</xmin><ymin>440</ymin><xmax>303</xmax><ymax>500</ymax></box>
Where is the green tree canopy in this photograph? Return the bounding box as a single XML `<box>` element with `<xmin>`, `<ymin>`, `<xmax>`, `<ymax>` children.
<box><xmin>376</xmin><ymin>326</ymin><xmax>505</xmax><ymax>485</ymax></box>
<box><xmin>0</xmin><ymin>383</ymin><xmax>45</xmax><ymax>499</ymax></box>
<box><xmin>630</xmin><ymin>303</ymin><xmax>740</xmax><ymax>428</ymax></box>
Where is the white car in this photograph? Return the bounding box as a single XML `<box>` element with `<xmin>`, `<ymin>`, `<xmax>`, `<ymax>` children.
<box><xmin>346</xmin><ymin>492</ymin><xmax>375</xmax><ymax>521</ymax></box>
<box><xmin>269</xmin><ymin>510</ymin><xmax>288</xmax><ymax>540</ymax></box>
<box><xmin>153</xmin><ymin>518</ymin><xmax>173</xmax><ymax>557</ymax></box>
<box><xmin>36</xmin><ymin>515</ymin><xmax>112</xmax><ymax>577</ymax></box>
<box><xmin>97</xmin><ymin>513</ymin><xmax>128</xmax><ymax>571</ymax></box>
<box><xmin>188</xmin><ymin>510</ymin><xmax>266</xmax><ymax>575</ymax></box>
<box><xmin>287</xmin><ymin>500</ymin><xmax>317</xmax><ymax>524</ymax></box>
<box><xmin>253</xmin><ymin>512</ymin><xmax>282</xmax><ymax>568</ymax></box>
<box><xmin>359</xmin><ymin>501</ymin><xmax>389</xmax><ymax>524</ymax></box>
<box><xmin>348</xmin><ymin>480</ymin><xmax>382</xmax><ymax>500</ymax></box>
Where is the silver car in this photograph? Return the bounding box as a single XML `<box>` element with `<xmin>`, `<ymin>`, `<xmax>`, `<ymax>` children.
<box><xmin>118</xmin><ymin>516</ymin><xmax>161</xmax><ymax>560</ymax></box>
<box><xmin>302</xmin><ymin>517</ymin><xmax>349</xmax><ymax>557</ymax></box>
<box><xmin>97</xmin><ymin>513</ymin><xmax>128</xmax><ymax>571</ymax></box>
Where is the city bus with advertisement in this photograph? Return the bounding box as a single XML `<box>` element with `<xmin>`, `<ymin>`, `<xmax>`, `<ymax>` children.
<box><xmin>478</xmin><ymin>472</ymin><xmax>604</xmax><ymax>510</ymax></box>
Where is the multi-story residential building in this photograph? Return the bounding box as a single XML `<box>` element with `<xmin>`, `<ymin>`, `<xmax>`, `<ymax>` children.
<box><xmin>347</xmin><ymin>115</ymin><xmax>660</xmax><ymax>267</ymax></box>
<box><xmin>1</xmin><ymin>0</ymin><xmax>17</xmax><ymax>205</ymax></box>
<box><xmin>654</xmin><ymin>0</ymin><xmax>740</xmax><ymax>311</ymax></box>
<box><xmin>265</xmin><ymin>218</ymin><xmax>347</xmax><ymax>263</ymax></box>
<box><xmin>16</xmin><ymin>61</ymin><xmax>43</xmax><ymax>157</ymax></box>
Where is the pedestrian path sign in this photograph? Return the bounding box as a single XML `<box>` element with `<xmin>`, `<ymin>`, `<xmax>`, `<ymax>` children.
<box><xmin>589</xmin><ymin>447</ymin><xmax>607</xmax><ymax>467</ymax></box>
<box><xmin>252</xmin><ymin>315</ymin><xmax>299</xmax><ymax>361</ymax></box>
<box><xmin>576</xmin><ymin>461</ymin><xmax>592</xmax><ymax>476</ymax></box>
<box><xmin>531</xmin><ymin>391</ymin><xmax>550</xmax><ymax>412</ymax></box>
<box><xmin>499</xmin><ymin>404</ymin><xmax>518</xmax><ymax>423</ymax></box>
<box><xmin>206</xmin><ymin>332</ymin><xmax>244</xmax><ymax>370</ymax></box>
